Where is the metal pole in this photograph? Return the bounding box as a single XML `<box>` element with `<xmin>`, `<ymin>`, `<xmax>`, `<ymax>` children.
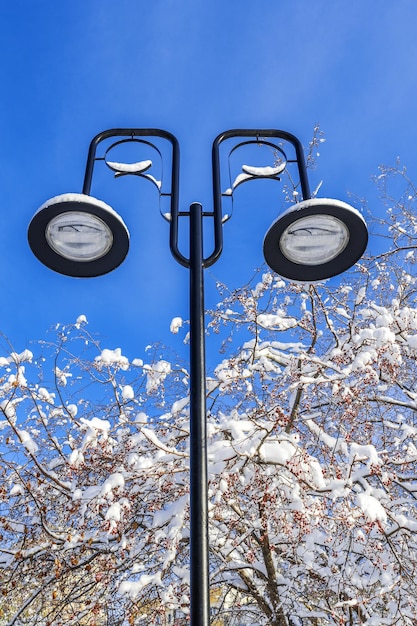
<box><xmin>189</xmin><ymin>202</ymin><xmax>210</xmax><ymax>626</ymax></box>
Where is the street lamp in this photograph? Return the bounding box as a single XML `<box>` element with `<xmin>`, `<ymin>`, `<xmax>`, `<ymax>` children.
<box><xmin>28</xmin><ymin>128</ymin><xmax>368</xmax><ymax>626</ymax></box>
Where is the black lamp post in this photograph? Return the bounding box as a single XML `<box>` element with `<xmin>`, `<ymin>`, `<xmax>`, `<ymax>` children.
<box><xmin>28</xmin><ymin>128</ymin><xmax>368</xmax><ymax>626</ymax></box>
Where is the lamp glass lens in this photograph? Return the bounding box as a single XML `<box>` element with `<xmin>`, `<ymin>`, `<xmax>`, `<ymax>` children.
<box><xmin>46</xmin><ymin>211</ymin><xmax>113</xmax><ymax>262</ymax></box>
<box><xmin>280</xmin><ymin>214</ymin><xmax>349</xmax><ymax>266</ymax></box>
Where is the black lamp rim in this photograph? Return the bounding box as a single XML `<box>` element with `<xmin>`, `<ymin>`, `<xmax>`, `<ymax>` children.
<box><xmin>263</xmin><ymin>198</ymin><xmax>368</xmax><ymax>282</ymax></box>
<box><xmin>28</xmin><ymin>195</ymin><xmax>130</xmax><ymax>278</ymax></box>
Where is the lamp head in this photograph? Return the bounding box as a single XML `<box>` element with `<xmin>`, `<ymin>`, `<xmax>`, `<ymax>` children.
<box><xmin>263</xmin><ymin>198</ymin><xmax>368</xmax><ymax>282</ymax></box>
<box><xmin>28</xmin><ymin>194</ymin><xmax>129</xmax><ymax>277</ymax></box>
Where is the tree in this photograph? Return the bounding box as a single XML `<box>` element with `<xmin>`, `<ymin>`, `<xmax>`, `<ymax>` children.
<box><xmin>1</xmin><ymin>163</ymin><xmax>417</xmax><ymax>625</ymax></box>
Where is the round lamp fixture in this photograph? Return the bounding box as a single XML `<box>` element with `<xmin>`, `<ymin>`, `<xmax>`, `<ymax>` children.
<box><xmin>28</xmin><ymin>194</ymin><xmax>129</xmax><ymax>277</ymax></box>
<box><xmin>263</xmin><ymin>198</ymin><xmax>368</xmax><ymax>282</ymax></box>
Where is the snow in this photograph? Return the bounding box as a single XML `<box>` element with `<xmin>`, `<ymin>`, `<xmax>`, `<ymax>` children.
<box><xmin>356</xmin><ymin>492</ymin><xmax>387</xmax><ymax>522</ymax></box>
<box><xmin>224</xmin><ymin>162</ymin><xmax>287</xmax><ymax>194</ymax></box>
<box><xmin>36</xmin><ymin>193</ymin><xmax>128</xmax><ymax>226</ymax></box>
<box><xmin>106</xmin><ymin>159</ymin><xmax>162</xmax><ymax>188</ymax></box>
<box><xmin>144</xmin><ymin>174</ymin><xmax>162</xmax><ymax>189</ymax></box>
<box><xmin>355</xmin><ymin>287</ymin><xmax>367</xmax><ymax>304</ymax></box>
<box><xmin>170</xmin><ymin>316</ymin><xmax>183</xmax><ymax>333</ymax></box>
<box><xmin>335</xmin><ymin>307</ymin><xmax>351</xmax><ymax>319</ymax></box>
<box><xmin>349</xmin><ymin>443</ymin><xmax>380</xmax><ymax>466</ymax></box>
<box><xmin>0</xmin><ymin>399</ymin><xmax>17</xmax><ymax>422</ymax></box>
<box><xmin>172</xmin><ymin>565</ymin><xmax>190</xmax><ymax>584</ymax></box>
<box><xmin>16</xmin><ymin>349</ymin><xmax>33</xmax><ymax>363</ymax></box>
<box><xmin>105</xmin><ymin>502</ymin><xmax>122</xmax><ymax>523</ymax></box>
<box><xmin>260</xmin><ymin>438</ymin><xmax>296</xmax><ymax>464</ymax></box>
<box><xmin>143</xmin><ymin>359</ymin><xmax>171</xmax><ymax>393</ymax></box>
<box><xmin>140</xmin><ymin>427</ymin><xmax>187</xmax><ymax>458</ymax></box>
<box><xmin>95</xmin><ymin>347</ymin><xmax>129</xmax><ymax>370</ymax></box>
<box><xmin>4</xmin><ymin>349</ymin><xmax>33</xmax><ymax>365</ymax></box>
<box><xmin>305</xmin><ymin>418</ymin><xmax>348</xmax><ymax>455</ymax></box>
<box><xmin>106</xmin><ymin>159</ymin><xmax>152</xmax><ymax>173</ymax></box>
<box><xmin>223</xmin><ymin>173</ymin><xmax>251</xmax><ymax>194</ymax></box>
<box><xmin>257</xmin><ymin>313</ymin><xmax>297</xmax><ymax>330</ymax></box>
<box><xmin>18</xmin><ymin>429</ymin><xmax>39</xmax><ymax>454</ymax></box>
<box><xmin>7</xmin><ymin>366</ymin><xmax>28</xmax><ymax>387</ymax></box>
<box><xmin>307</xmin><ymin>458</ymin><xmax>326</xmax><ymax>489</ymax></box>
<box><xmin>69</xmin><ymin>449</ymin><xmax>84</xmax><ymax>468</ymax></box>
<box><xmin>121</xmin><ymin>384</ymin><xmax>134</xmax><ymax>401</ymax></box>
<box><xmin>75</xmin><ymin>314</ymin><xmax>87</xmax><ymax>328</ymax></box>
<box><xmin>79</xmin><ymin>417</ymin><xmax>111</xmax><ymax>448</ymax></box>
<box><xmin>278</xmin><ymin>197</ymin><xmax>367</xmax><ymax>224</ymax></box>
<box><xmin>241</xmin><ymin>163</ymin><xmax>286</xmax><ymax>177</ymax></box>
<box><xmin>55</xmin><ymin>366</ymin><xmax>72</xmax><ymax>386</ymax></box>
<box><xmin>296</xmin><ymin>545</ymin><xmax>315</xmax><ymax>568</ymax></box>
<box><xmin>9</xmin><ymin>484</ymin><xmax>23</xmax><ymax>496</ymax></box>
<box><xmin>171</xmin><ymin>396</ymin><xmax>189</xmax><ymax>413</ymax></box>
<box><xmin>67</xmin><ymin>403</ymin><xmax>77</xmax><ymax>417</ymax></box>
<box><xmin>37</xmin><ymin>387</ymin><xmax>55</xmax><ymax>403</ymax></box>
<box><xmin>406</xmin><ymin>334</ymin><xmax>417</xmax><ymax>348</ymax></box>
<box><xmin>81</xmin><ymin>416</ymin><xmax>111</xmax><ymax>432</ymax></box>
<box><xmin>119</xmin><ymin>573</ymin><xmax>162</xmax><ymax>599</ymax></box>
<box><xmin>152</xmin><ymin>496</ymin><xmax>187</xmax><ymax>531</ymax></box>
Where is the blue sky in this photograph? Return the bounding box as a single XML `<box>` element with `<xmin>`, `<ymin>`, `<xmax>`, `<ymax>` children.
<box><xmin>1</xmin><ymin>0</ymin><xmax>417</xmax><ymax>365</ymax></box>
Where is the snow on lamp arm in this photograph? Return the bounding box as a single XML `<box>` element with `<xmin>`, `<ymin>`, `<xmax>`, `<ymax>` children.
<box><xmin>106</xmin><ymin>158</ymin><xmax>153</xmax><ymax>175</ymax></box>
<box><xmin>104</xmin><ymin>138</ymin><xmax>163</xmax><ymax>190</ymax></box>
<box><xmin>223</xmin><ymin>141</ymin><xmax>288</xmax><ymax>196</ymax></box>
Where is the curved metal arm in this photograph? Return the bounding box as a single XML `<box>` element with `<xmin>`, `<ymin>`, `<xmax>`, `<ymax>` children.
<box><xmin>212</xmin><ymin>129</ymin><xmax>311</xmax><ymax>235</ymax></box>
<box><xmin>81</xmin><ymin>128</ymin><xmax>191</xmax><ymax>269</ymax></box>
<box><xmin>81</xmin><ymin>128</ymin><xmax>311</xmax><ymax>272</ymax></box>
